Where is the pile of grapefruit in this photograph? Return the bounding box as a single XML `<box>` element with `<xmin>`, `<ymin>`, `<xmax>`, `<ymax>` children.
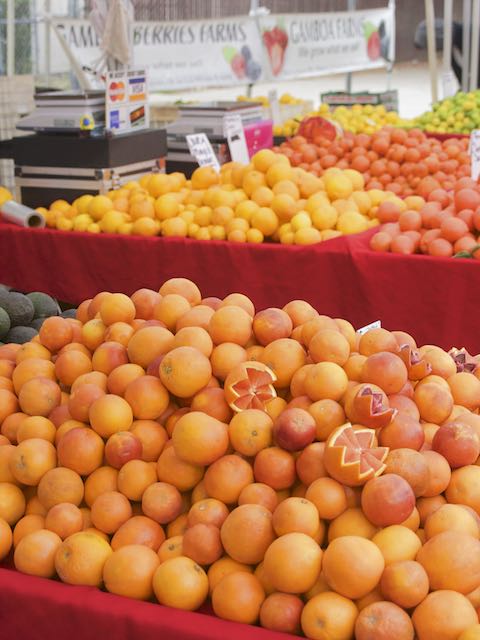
<box><xmin>273</xmin><ymin>127</ymin><xmax>471</xmax><ymax>198</ymax></box>
<box><xmin>35</xmin><ymin>149</ymin><xmax>407</xmax><ymax>244</ymax></box>
<box><xmin>369</xmin><ymin>177</ymin><xmax>480</xmax><ymax>258</ymax></box>
<box><xmin>2</xmin><ymin>278</ymin><xmax>480</xmax><ymax>640</ymax></box>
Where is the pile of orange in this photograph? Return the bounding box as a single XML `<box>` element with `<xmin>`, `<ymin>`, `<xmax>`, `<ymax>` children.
<box><xmin>370</xmin><ymin>176</ymin><xmax>480</xmax><ymax>258</ymax></box>
<box><xmin>34</xmin><ymin>149</ymin><xmax>406</xmax><ymax>245</ymax></box>
<box><xmin>2</xmin><ymin>277</ymin><xmax>480</xmax><ymax>640</ymax></box>
<box><xmin>274</xmin><ymin>127</ymin><xmax>472</xmax><ymax>198</ymax></box>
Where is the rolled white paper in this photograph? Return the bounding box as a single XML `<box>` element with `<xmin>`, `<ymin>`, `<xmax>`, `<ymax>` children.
<box><xmin>0</xmin><ymin>200</ymin><xmax>45</xmax><ymax>228</ymax></box>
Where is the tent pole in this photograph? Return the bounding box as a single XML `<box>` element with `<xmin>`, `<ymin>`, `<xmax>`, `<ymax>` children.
<box><xmin>462</xmin><ymin>0</ymin><xmax>471</xmax><ymax>91</ymax></box>
<box><xmin>425</xmin><ymin>0</ymin><xmax>438</xmax><ymax>102</ymax></box>
<box><xmin>469</xmin><ymin>0</ymin><xmax>479</xmax><ymax>90</ymax></box>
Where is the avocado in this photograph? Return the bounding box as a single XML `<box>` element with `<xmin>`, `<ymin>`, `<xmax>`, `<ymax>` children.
<box><xmin>26</xmin><ymin>292</ymin><xmax>59</xmax><ymax>319</ymax></box>
<box><xmin>0</xmin><ymin>307</ymin><xmax>10</xmax><ymax>339</ymax></box>
<box><xmin>5</xmin><ymin>325</ymin><xmax>38</xmax><ymax>344</ymax></box>
<box><xmin>2</xmin><ymin>292</ymin><xmax>35</xmax><ymax>327</ymax></box>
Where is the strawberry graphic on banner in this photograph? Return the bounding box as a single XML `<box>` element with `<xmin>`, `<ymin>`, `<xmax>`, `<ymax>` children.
<box><xmin>363</xmin><ymin>21</ymin><xmax>381</xmax><ymax>61</ymax></box>
<box><xmin>262</xmin><ymin>21</ymin><xmax>289</xmax><ymax>76</ymax></box>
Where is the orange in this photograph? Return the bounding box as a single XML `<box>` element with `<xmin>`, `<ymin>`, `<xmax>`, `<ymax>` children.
<box><xmin>380</xmin><ymin>560</ymin><xmax>429</xmax><ymax>609</ymax></box>
<box><xmin>103</xmin><ymin>544</ymin><xmax>160</xmax><ymax>600</ymax></box>
<box><xmin>238</xmin><ymin>483</ymin><xmax>278</xmax><ymax>512</ymax></box>
<box><xmin>124</xmin><ymin>375</ymin><xmax>169</xmax><ymax>420</ymax></box>
<box><xmin>57</xmin><ymin>427</ymin><xmax>104</xmax><ymax>476</ymax></box>
<box><xmin>68</xmin><ymin>384</ymin><xmax>105</xmax><ymax>422</ymax></box>
<box><xmin>45</xmin><ymin>503</ymin><xmax>83</xmax><ymax>539</ymax></box>
<box><xmin>416</xmin><ymin>531</ymin><xmax>480</xmax><ymax>594</ymax></box>
<box><xmin>263</xmin><ymin>532</ymin><xmax>322</xmax><ymax>593</ymax></box>
<box><xmin>130</xmin><ymin>420</ymin><xmax>168</xmax><ymax>462</ymax></box>
<box><xmin>182</xmin><ymin>522</ymin><xmax>223</xmax><ymax>566</ymax></box>
<box><xmin>190</xmin><ymin>387</ymin><xmax>232</xmax><ymax>422</ymax></box>
<box><xmin>153</xmin><ymin>294</ymin><xmax>190</xmax><ymax>331</ymax></box>
<box><xmin>92</xmin><ymin>341</ymin><xmax>129</xmax><ymax>375</ymax></box>
<box><xmin>372</xmin><ymin>525</ymin><xmax>422</xmax><ymax>565</ymax></box>
<box><xmin>9</xmin><ymin>438</ymin><xmax>56</xmax><ymax>486</ymax></box>
<box><xmin>111</xmin><ymin>515</ymin><xmax>165</xmax><ymax>551</ymax></box>
<box><xmin>228</xmin><ymin>409</ymin><xmax>273</xmax><ymax>456</ymax></box>
<box><xmin>412</xmin><ymin>590</ymin><xmax>478</xmax><ymax>640</ymax></box>
<box><xmin>272</xmin><ymin>497</ymin><xmax>320</xmax><ymax>538</ymax></box>
<box><xmin>12</xmin><ymin>358</ymin><xmax>55</xmax><ymax>395</ymax></box>
<box><xmin>355</xmin><ymin>601</ymin><xmax>414</xmax><ymax>640</ymax></box>
<box><xmin>212</xmin><ymin>571</ymin><xmax>265</xmax><ymax>624</ymax></box>
<box><xmin>424</xmin><ymin>504</ymin><xmax>480</xmax><ymax>539</ymax></box>
<box><xmin>156</xmin><ymin>445</ymin><xmax>204</xmax><ymax>492</ymax></box>
<box><xmin>203</xmin><ymin>454</ymin><xmax>254</xmax><ymax>504</ymax></box>
<box><xmin>12</xmin><ymin>514</ymin><xmax>45</xmax><ymax>547</ymax></box>
<box><xmin>55</xmin><ymin>531</ymin><xmax>112</xmax><ymax>586</ymax></box>
<box><xmin>157</xmin><ymin>535</ymin><xmax>183</xmax><ymax>563</ymax></box>
<box><xmin>209</xmin><ymin>306</ymin><xmax>253</xmax><ymax>346</ymax></box>
<box><xmin>159</xmin><ymin>347</ymin><xmax>212</xmax><ymax>398</ymax></box>
<box><xmin>131</xmin><ymin>288</ymin><xmax>161</xmax><ymax>320</ymax></box>
<box><xmin>322</xmin><ymin>535</ymin><xmax>385</xmax><ymax>599</ymax></box>
<box><xmin>99</xmin><ymin>293</ymin><xmax>135</xmax><ymax>326</ymax></box>
<box><xmin>90</xmin><ymin>490</ymin><xmax>132</xmax><ymax>534</ymax></box>
<box><xmin>142</xmin><ymin>482</ymin><xmax>183</xmax><ymax>524</ymax></box>
<box><xmin>171</xmin><ymin>411</ymin><xmax>228</xmax><ymax>466</ymax></box>
<box><xmin>84</xmin><ymin>466</ymin><xmax>118</xmax><ymax>508</ymax></box>
<box><xmin>16</xmin><ymin>416</ymin><xmax>56</xmax><ymax>444</ymax></box>
<box><xmin>18</xmin><ymin>377</ymin><xmax>61</xmax><ymax>417</ymax></box>
<box><xmin>220</xmin><ymin>504</ymin><xmax>275</xmax><ymax>564</ymax></box>
<box><xmin>37</xmin><ymin>467</ymin><xmax>84</xmax><ymax>509</ymax></box>
<box><xmin>301</xmin><ymin>591</ymin><xmax>359</xmax><ymax>640</ymax></box>
<box><xmin>260</xmin><ymin>338</ymin><xmax>306</xmax><ymax>389</ymax></box>
<box><xmin>127</xmin><ymin>326</ymin><xmax>174</xmax><ymax>368</ymax></box>
<box><xmin>159</xmin><ymin>278</ymin><xmax>202</xmax><ymax>306</ymax></box>
<box><xmin>259</xmin><ymin>592</ymin><xmax>304</xmax><ymax>635</ymax></box>
<box><xmin>39</xmin><ymin>317</ymin><xmax>73</xmax><ymax>352</ymax></box>
<box><xmin>305</xmin><ymin>362</ymin><xmax>349</xmax><ymax>401</ymax></box>
<box><xmin>153</xmin><ymin>555</ymin><xmax>209</xmax><ymax>610</ymax></box>
<box><xmin>253</xmin><ymin>446</ymin><xmax>296</xmax><ymax>490</ymax></box>
<box><xmin>89</xmin><ymin>394</ymin><xmax>133</xmax><ymax>438</ymax></box>
<box><xmin>118</xmin><ymin>459</ymin><xmax>157</xmax><ymax>500</ymax></box>
<box><xmin>305</xmin><ymin>477</ymin><xmax>348</xmax><ymax>520</ymax></box>
<box><xmin>207</xmin><ymin>556</ymin><xmax>253</xmax><ymax>595</ymax></box>
<box><xmin>14</xmin><ymin>529</ymin><xmax>62</xmax><ymax>577</ymax></box>
<box><xmin>0</xmin><ymin>516</ymin><xmax>12</xmax><ymax>559</ymax></box>
<box><xmin>54</xmin><ymin>350</ymin><xmax>92</xmax><ymax>388</ymax></box>
<box><xmin>458</xmin><ymin>626</ymin><xmax>480</xmax><ymax>640</ymax></box>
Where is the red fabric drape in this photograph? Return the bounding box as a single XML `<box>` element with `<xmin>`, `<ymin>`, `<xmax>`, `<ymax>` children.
<box><xmin>0</xmin><ymin>222</ymin><xmax>477</xmax><ymax>352</ymax></box>
<box><xmin>0</xmin><ymin>565</ymin><xmax>298</xmax><ymax>640</ymax></box>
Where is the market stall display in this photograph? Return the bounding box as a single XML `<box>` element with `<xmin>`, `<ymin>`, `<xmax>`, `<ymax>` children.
<box><xmin>0</xmin><ymin>284</ymin><xmax>73</xmax><ymax>345</ymax></box>
<box><xmin>1</xmin><ymin>277</ymin><xmax>480</xmax><ymax>640</ymax></box>
<box><xmin>414</xmin><ymin>90</ymin><xmax>480</xmax><ymax>134</ymax></box>
<box><xmin>274</xmin><ymin>126</ymin><xmax>471</xmax><ymax>196</ymax></box>
<box><xmin>369</xmin><ymin>178</ymin><xmax>480</xmax><ymax>258</ymax></box>
<box><xmin>33</xmin><ymin>150</ymin><xmax>388</xmax><ymax>244</ymax></box>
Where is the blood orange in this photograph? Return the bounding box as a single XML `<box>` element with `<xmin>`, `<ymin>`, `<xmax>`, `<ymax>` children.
<box><xmin>323</xmin><ymin>423</ymin><xmax>389</xmax><ymax>487</ymax></box>
<box><xmin>224</xmin><ymin>361</ymin><xmax>277</xmax><ymax>412</ymax></box>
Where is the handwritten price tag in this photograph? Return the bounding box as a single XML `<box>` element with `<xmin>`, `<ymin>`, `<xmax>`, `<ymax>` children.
<box><xmin>223</xmin><ymin>114</ymin><xmax>250</xmax><ymax>164</ymax></box>
<box><xmin>356</xmin><ymin>320</ymin><xmax>382</xmax><ymax>336</ymax></box>
<box><xmin>441</xmin><ymin>69</ymin><xmax>458</xmax><ymax>99</ymax></box>
<box><xmin>186</xmin><ymin>133</ymin><xmax>220</xmax><ymax>172</ymax></box>
<box><xmin>470</xmin><ymin>130</ymin><xmax>480</xmax><ymax>181</ymax></box>
<box><xmin>268</xmin><ymin>89</ymin><xmax>281</xmax><ymax>125</ymax></box>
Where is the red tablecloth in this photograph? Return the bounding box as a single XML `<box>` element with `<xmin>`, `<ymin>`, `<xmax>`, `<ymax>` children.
<box><xmin>0</xmin><ymin>564</ymin><xmax>297</xmax><ymax>640</ymax></box>
<box><xmin>0</xmin><ymin>221</ymin><xmax>478</xmax><ymax>353</ymax></box>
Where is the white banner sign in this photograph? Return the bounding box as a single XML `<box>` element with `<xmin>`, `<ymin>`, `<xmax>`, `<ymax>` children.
<box><xmin>51</xmin><ymin>17</ymin><xmax>266</xmax><ymax>90</ymax></box>
<box><xmin>50</xmin><ymin>7</ymin><xmax>394</xmax><ymax>91</ymax></box>
<box><xmin>258</xmin><ymin>9</ymin><xmax>394</xmax><ymax>79</ymax></box>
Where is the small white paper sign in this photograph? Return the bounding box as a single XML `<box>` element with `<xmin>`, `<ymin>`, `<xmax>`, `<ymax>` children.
<box><xmin>470</xmin><ymin>130</ymin><xmax>480</xmax><ymax>181</ymax></box>
<box><xmin>186</xmin><ymin>133</ymin><xmax>220</xmax><ymax>172</ymax></box>
<box><xmin>223</xmin><ymin>114</ymin><xmax>250</xmax><ymax>164</ymax></box>
<box><xmin>356</xmin><ymin>320</ymin><xmax>382</xmax><ymax>335</ymax></box>
<box><xmin>268</xmin><ymin>89</ymin><xmax>281</xmax><ymax>125</ymax></box>
<box><xmin>441</xmin><ymin>69</ymin><xmax>458</xmax><ymax>99</ymax></box>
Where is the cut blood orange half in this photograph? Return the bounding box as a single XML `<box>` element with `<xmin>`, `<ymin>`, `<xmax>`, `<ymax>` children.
<box><xmin>324</xmin><ymin>423</ymin><xmax>389</xmax><ymax>487</ymax></box>
<box><xmin>298</xmin><ymin>116</ymin><xmax>338</xmax><ymax>142</ymax></box>
<box><xmin>224</xmin><ymin>361</ymin><xmax>277</xmax><ymax>413</ymax></box>
<box><xmin>399</xmin><ymin>344</ymin><xmax>432</xmax><ymax>380</ymax></box>
<box><xmin>448</xmin><ymin>347</ymin><xmax>478</xmax><ymax>374</ymax></box>
<box><xmin>344</xmin><ymin>383</ymin><xmax>396</xmax><ymax>430</ymax></box>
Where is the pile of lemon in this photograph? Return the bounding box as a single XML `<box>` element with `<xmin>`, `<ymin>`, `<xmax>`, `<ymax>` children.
<box><xmin>274</xmin><ymin>104</ymin><xmax>412</xmax><ymax>137</ymax></box>
<box><xmin>37</xmin><ymin>149</ymin><xmax>411</xmax><ymax>245</ymax></box>
<box><xmin>415</xmin><ymin>90</ymin><xmax>480</xmax><ymax>134</ymax></box>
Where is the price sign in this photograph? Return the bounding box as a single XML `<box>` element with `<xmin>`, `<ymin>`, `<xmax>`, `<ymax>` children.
<box><xmin>470</xmin><ymin>130</ymin><xmax>480</xmax><ymax>181</ymax></box>
<box><xmin>186</xmin><ymin>133</ymin><xmax>220</xmax><ymax>172</ymax></box>
<box><xmin>268</xmin><ymin>89</ymin><xmax>281</xmax><ymax>125</ymax></box>
<box><xmin>441</xmin><ymin>69</ymin><xmax>458</xmax><ymax>99</ymax></box>
<box><xmin>223</xmin><ymin>114</ymin><xmax>250</xmax><ymax>164</ymax></box>
<box><xmin>356</xmin><ymin>320</ymin><xmax>382</xmax><ymax>336</ymax></box>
